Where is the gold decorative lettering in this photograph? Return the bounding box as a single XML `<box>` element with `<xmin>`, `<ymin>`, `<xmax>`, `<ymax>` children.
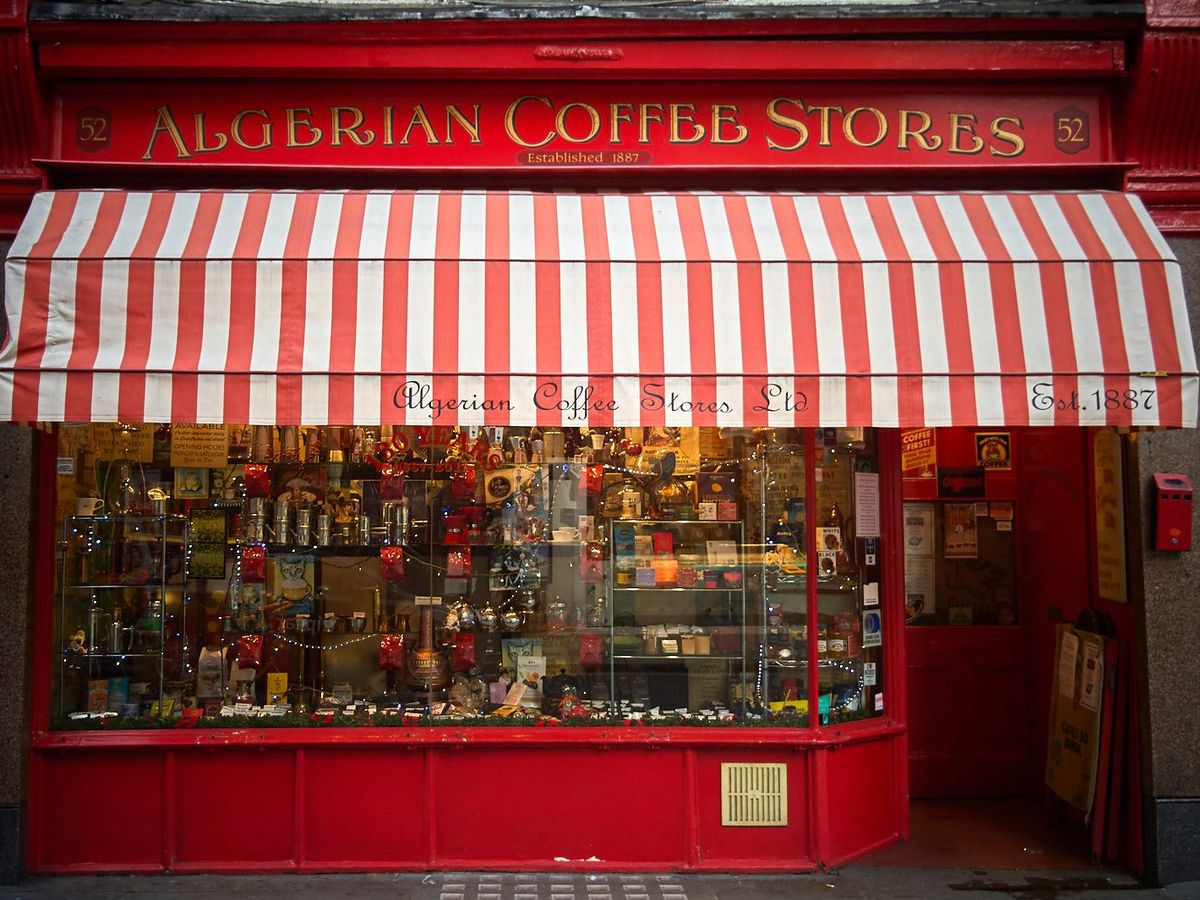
<box><xmin>399</xmin><ymin>105</ymin><xmax>438</xmax><ymax>146</ymax></box>
<box><xmin>989</xmin><ymin>116</ymin><xmax>1026</xmax><ymax>158</ymax></box>
<box><xmin>948</xmin><ymin>112</ymin><xmax>985</xmax><ymax>155</ymax></box>
<box><xmin>897</xmin><ymin>109</ymin><xmax>942</xmax><ymax>151</ymax></box>
<box><xmin>638</xmin><ymin>103</ymin><xmax>665</xmax><ymax>144</ymax></box>
<box><xmin>230</xmin><ymin>109</ymin><xmax>272</xmax><ymax>151</ymax></box>
<box><xmin>285</xmin><ymin>107</ymin><xmax>323</xmax><ymax>149</ymax></box>
<box><xmin>805</xmin><ymin>105</ymin><xmax>843</xmax><ymax>148</ymax></box>
<box><xmin>765</xmin><ymin>98</ymin><xmax>808</xmax><ymax>152</ymax></box>
<box><xmin>668</xmin><ymin>103</ymin><xmax>706</xmax><ymax>144</ymax></box>
<box><xmin>710</xmin><ymin>104</ymin><xmax>749</xmax><ymax>145</ymax></box>
<box><xmin>382</xmin><ymin>106</ymin><xmax>395</xmax><ymax>146</ymax></box>
<box><xmin>609</xmin><ymin>103</ymin><xmax>634</xmax><ymax>144</ymax></box>
<box><xmin>142</xmin><ymin>105</ymin><xmax>191</xmax><ymax>160</ymax></box>
<box><xmin>555</xmin><ymin>102</ymin><xmax>601</xmax><ymax>144</ymax></box>
<box><xmin>330</xmin><ymin>106</ymin><xmax>375</xmax><ymax>147</ymax></box>
<box><xmin>445</xmin><ymin>104</ymin><xmax>482</xmax><ymax>144</ymax></box>
<box><xmin>192</xmin><ymin>112</ymin><xmax>228</xmax><ymax>153</ymax></box>
<box><xmin>504</xmin><ymin>95</ymin><xmax>555</xmax><ymax>149</ymax></box>
<box><xmin>842</xmin><ymin>106</ymin><xmax>887</xmax><ymax>148</ymax></box>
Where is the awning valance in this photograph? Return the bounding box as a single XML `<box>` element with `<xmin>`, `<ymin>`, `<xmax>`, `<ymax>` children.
<box><xmin>2</xmin><ymin>189</ymin><xmax>1195</xmax><ymax>428</ymax></box>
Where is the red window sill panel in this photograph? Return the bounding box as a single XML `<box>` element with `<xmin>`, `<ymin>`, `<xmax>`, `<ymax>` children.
<box><xmin>33</xmin><ymin>717</ymin><xmax>905</xmax><ymax>751</ymax></box>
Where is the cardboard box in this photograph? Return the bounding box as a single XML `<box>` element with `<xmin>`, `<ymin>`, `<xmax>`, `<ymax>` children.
<box><xmin>87</xmin><ymin>680</ymin><xmax>109</xmax><ymax>713</ymax></box>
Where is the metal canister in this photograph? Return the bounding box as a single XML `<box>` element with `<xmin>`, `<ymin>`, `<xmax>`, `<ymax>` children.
<box><xmin>381</xmin><ymin>502</ymin><xmax>399</xmax><ymax>544</ymax></box>
<box><xmin>246</xmin><ymin>497</ymin><xmax>268</xmax><ymax>518</ymax></box>
<box><xmin>295</xmin><ymin>508</ymin><xmax>312</xmax><ymax>546</ymax></box>
<box><xmin>317</xmin><ymin>514</ymin><xmax>332</xmax><ymax>546</ymax></box>
<box><xmin>244</xmin><ymin>517</ymin><xmax>266</xmax><ymax>543</ymax></box>
<box><xmin>396</xmin><ymin>501</ymin><xmax>409</xmax><ymax>546</ymax></box>
<box><xmin>273</xmin><ymin>498</ymin><xmax>291</xmax><ymax>545</ymax></box>
<box><xmin>359</xmin><ymin>515</ymin><xmax>372</xmax><ymax>545</ymax></box>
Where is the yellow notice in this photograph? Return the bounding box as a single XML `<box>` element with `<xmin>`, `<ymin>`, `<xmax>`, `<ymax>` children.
<box><xmin>266</xmin><ymin>672</ymin><xmax>289</xmax><ymax>700</ymax></box>
<box><xmin>901</xmin><ymin>428</ymin><xmax>937</xmax><ymax>476</ymax></box>
<box><xmin>93</xmin><ymin>424</ymin><xmax>154</xmax><ymax>462</ymax></box>
<box><xmin>171</xmin><ymin>424</ymin><xmax>229</xmax><ymax>468</ymax></box>
<box><xmin>1045</xmin><ymin>624</ymin><xmax>1106</xmax><ymax>815</ymax></box>
<box><xmin>1092</xmin><ymin>430</ymin><xmax>1127</xmax><ymax>603</ymax></box>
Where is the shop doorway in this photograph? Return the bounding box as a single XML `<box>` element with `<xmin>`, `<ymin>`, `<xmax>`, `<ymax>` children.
<box><xmin>902</xmin><ymin>429</ymin><xmax>1092</xmax><ymax>800</ymax></box>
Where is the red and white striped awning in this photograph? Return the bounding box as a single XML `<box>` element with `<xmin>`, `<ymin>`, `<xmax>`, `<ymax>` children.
<box><xmin>2</xmin><ymin>189</ymin><xmax>1196</xmax><ymax>429</ymax></box>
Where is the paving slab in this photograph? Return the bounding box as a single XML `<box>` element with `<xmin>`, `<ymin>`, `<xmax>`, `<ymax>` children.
<box><xmin>0</xmin><ymin>869</ymin><xmax>1196</xmax><ymax>900</ymax></box>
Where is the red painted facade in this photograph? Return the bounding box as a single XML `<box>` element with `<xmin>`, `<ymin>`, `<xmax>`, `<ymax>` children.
<box><xmin>4</xmin><ymin>0</ymin><xmax>1197</xmax><ymax>876</ymax></box>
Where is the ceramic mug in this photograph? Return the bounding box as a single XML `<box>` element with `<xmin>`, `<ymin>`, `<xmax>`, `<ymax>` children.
<box><xmin>75</xmin><ymin>496</ymin><xmax>104</xmax><ymax>516</ymax></box>
<box><xmin>552</xmin><ymin>527</ymin><xmax>579</xmax><ymax>543</ymax></box>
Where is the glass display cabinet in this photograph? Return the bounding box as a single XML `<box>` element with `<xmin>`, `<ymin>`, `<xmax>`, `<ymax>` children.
<box><xmin>58</xmin><ymin>515</ymin><xmax>187</xmax><ymax>720</ymax></box>
<box><xmin>52</xmin><ymin>425</ymin><xmax>885</xmax><ymax>727</ymax></box>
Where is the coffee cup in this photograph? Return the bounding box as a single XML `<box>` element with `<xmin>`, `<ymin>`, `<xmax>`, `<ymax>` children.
<box><xmin>552</xmin><ymin>527</ymin><xmax>579</xmax><ymax>543</ymax></box>
<box><xmin>75</xmin><ymin>496</ymin><xmax>104</xmax><ymax>516</ymax></box>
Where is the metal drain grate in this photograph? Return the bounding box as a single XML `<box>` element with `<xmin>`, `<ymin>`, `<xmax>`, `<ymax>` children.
<box><xmin>720</xmin><ymin>762</ymin><xmax>788</xmax><ymax>826</ymax></box>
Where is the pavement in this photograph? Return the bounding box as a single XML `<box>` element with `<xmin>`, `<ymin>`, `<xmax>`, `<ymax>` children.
<box><xmin>1</xmin><ymin>870</ymin><xmax>1199</xmax><ymax>900</ymax></box>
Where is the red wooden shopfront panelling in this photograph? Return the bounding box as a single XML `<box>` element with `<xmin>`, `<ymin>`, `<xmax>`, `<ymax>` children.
<box><xmin>434</xmin><ymin>746</ymin><xmax>689</xmax><ymax>867</ymax></box>
<box><xmin>172</xmin><ymin>750</ymin><xmax>295</xmax><ymax>869</ymax></box>
<box><xmin>693</xmin><ymin>748</ymin><xmax>811</xmax><ymax>867</ymax></box>
<box><xmin>822</xmin><ymin>738</ymin><xmax>904</xmax><ymax>866</ymax></box>
<box><xmin>36</xmin><ymin>751</ymin><xmax>165</xmax><ymax>870</ymax></box>
<box><xmin>301</xmin><ymin>748</ymin><xmax>427</xmax><ymax>866</ymax></box>
<box><xmin>30</xmin><ymin>730</ymin><xmax>902</xmax><ymax>873</ymax></box>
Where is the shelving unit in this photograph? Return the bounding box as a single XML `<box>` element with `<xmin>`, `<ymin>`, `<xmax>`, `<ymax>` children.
<box><xmin>606</xmin><ymin>518</ymin><xmax>747</xmax><ymax>713</ymax></box>
<box><xmin>58</xmin><ymin>514</ymin><xmax>187</xmax><ymax>720</ymax></box>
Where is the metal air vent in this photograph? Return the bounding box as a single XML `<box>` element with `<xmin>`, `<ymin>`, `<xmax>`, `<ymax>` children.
<box><xmin>720</xmin><ymin>762</ymin><xmax>788</xmax><ymax>827</ymax></box>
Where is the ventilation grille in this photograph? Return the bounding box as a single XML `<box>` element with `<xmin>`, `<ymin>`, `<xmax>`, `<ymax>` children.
<box><xmin>720</xmin><ymin>762</ymin><xmax>788</xmax><ymax>827</ymax></box>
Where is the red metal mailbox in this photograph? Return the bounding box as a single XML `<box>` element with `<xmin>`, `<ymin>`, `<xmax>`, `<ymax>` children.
<box><xmin>1154</xmin><ymin>473</ymin><xmax>1194</xmax><ymax>551</ymax></box>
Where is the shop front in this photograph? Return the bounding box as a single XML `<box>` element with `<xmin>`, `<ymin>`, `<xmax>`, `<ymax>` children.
<box><xmin>2</xmin><ymin>23</ymin><xmax>1197</xmax><ymax>875</ymax></box>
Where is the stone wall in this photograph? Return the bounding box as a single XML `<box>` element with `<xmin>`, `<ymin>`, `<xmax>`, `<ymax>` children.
<box><xmin>1137</xmin><ymin>236</ymin><xmax>1200</xmax><ymax>885</ymax></box>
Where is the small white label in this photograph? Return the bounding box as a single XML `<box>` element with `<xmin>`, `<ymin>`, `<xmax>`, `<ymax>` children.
<box><xmin>874</xmin><ymin>693</ymin><xmax>885</xmax><ymax>712</ymax></box>
<box><xmin>863</xmin><ymin>662</ymin><xmax>877</xmax><ymax>686</ymax></box>
<box><xmin>56</xmin><ymin>456</ymin><xmax>75</xmax><ymax>475</ymax></box>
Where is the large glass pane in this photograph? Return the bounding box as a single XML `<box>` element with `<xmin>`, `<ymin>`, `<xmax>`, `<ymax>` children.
<box><xmin>814</xmin><ymin>429</ymin><xmax>885</xmax><ymax>722</ymax></box>
<box><xmin>49</xmin><ymin>423</ymin><xmax>886</xmax><ymax>728</ymax></box>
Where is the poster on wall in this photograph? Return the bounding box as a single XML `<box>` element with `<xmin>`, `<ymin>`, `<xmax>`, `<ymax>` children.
<box><xmin>944</xmin><ymin>503</ymin><xmax>979</xmax><ymax>559</ymax></box>
<box><xmin>903</xmin><ymin>503</ymin><xmax>936</xmax><ymax>621</ymax></box>
<box><xmin>1092</xmin><ymin>429</ymin><xmax>1127</xmax><ymax>603</ymax></box>
<box><xmin>903</xmin><ymin>504</ymin><xmax>935</xmax><ymax>557</ymax></box>
<box><xmin>975</xmin><ymin>432</ymin><xmax>1012</xmax><ymax>469</ymax></box>
<box><xmin>901</xmin><ymin>429</ymin><xmax>937</xmax><ymax>478</ymax></box>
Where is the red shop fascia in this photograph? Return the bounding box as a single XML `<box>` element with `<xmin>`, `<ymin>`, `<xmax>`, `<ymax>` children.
<box><xmin>4</xmin><ymin>6</ymin><xmax>1192</xmax><ymax>876</ymax></box>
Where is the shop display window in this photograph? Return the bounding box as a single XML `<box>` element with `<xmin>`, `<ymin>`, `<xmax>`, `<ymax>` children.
<box><xmin>51</xmin><ymin>424</ymin><xmax>886</xmax><ymax>728</ymax></box>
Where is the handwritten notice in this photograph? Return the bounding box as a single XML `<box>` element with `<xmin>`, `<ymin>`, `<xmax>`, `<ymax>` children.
<box><xmin>854</xmin><ymin>472</ymin><xmax>881</xmax><ymax>538</ymax></box>
<box><xmin>170</xmin><ymin>423</ymin><xmax>229</xmax><ymax>468</ymax></box>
